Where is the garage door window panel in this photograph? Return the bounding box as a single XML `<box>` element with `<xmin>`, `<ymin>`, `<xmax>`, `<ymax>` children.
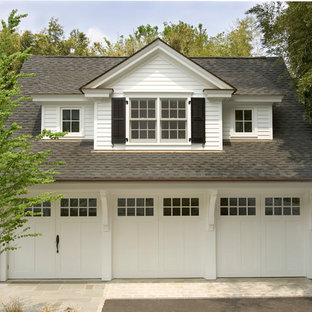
<box><xmin>220</xmin><ymin>197</ymin><xmax>256</xmax><ymax>216</ymax></box>
<box><xmin>60</xmin><ymin>198</ymin><xmax>97</xmax><ymax>217</ymax></box>
<box><xmin>25</xmin><ymin>201</ymin><xmax>51</xmax><ymax>217</ymax></box>
<box><xmin>265</xmin><ymin>197</ymin><xmax>300</xmax><ymax>216</ymax></box>
<box><xmin>163</xmin><ymin>197</ymin><xmax>199</xmax><ymax>216</ymax></box>
<box><xmin>117</xmin><ymin>198</ymin><xmax>154</xmax><ymax>216</ymax></box>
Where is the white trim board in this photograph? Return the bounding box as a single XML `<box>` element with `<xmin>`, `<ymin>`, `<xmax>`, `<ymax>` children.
<box><xmin>231</xmin><ymin>95</ymin><xmax>283</xmax><ymax>103</ymax></box>
<box><xmin>33</xmin><ymin>95</ymin><xmax>90</xmax><ymax>102</ymax></box>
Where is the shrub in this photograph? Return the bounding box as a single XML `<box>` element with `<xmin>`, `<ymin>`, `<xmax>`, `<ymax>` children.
<box><xmin>2</xmin><ymin>299</ymin><xmax>24</xmax><ymax>312</ymax></box>
<box><xmin>39</xmin><ymin>308</ymin><xmax>55</xmax><ymax>312</ymax></box>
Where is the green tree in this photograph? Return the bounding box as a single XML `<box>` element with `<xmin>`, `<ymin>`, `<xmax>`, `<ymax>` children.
<box><xmin>248</xmin><ymin>2</ymin><xmax>312</xmax><ymax>122</ymax></box>
<box><xmin>91</xmin><ymin>24</ymin><xmax>159</xmax><ymax>56</ymax></box>
<box><xmin>2</xmin><ymin>10</ymin><xmax>255</xmax><ymax>58</ymax></box>
<box><xmin>0</xmin><ymin>10</ymin><xmax>64</xmax><ymax>253</ymax></box>
<box><xmin>0</xmin><ymin>9</ymin><xmax>28</xmax><ymax>71</ymax></box>
<box><xmin>205</xmin><ymin>17</ymin><xmax>254</xmax><ymax>57</ymax></box>
<box><xmin>18</xmin><ymin>18</ymin><xmax>91</xmax><ymax>56</ymax></box>
<box><xmin>162</xmin><ymin>21</ymin><xmax>209</xmax><ymax>56</ymax></box>
<box><xmin>161</xmin><ymin>18</ymin><xmax>254</xmax><ymax>57</ymax></box>
<box><xmin>29</xmin><ymin>17</ymin><xmax>66</xmax><ymax>55</ymax></box>
<box><xmin>93</xmin><ymin>18</ymin><xmax>254</xmax><ymax>57</ymax></box>
<box><xmin>65</xmin><ymin>29</ymin><xmax>90</xmax><ymax>55</ymax></box>
<box><xmin>133</xmin><ymin>24</ymin><xmax>159</xmax><ymax>45</ymax></box>
<box><xmin>92</xmin><ymin>36</ymin><xmax>134</xmax><ymax>56</ymax></box>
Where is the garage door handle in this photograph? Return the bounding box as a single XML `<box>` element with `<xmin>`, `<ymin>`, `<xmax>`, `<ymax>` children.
<box><xmin>56</xmin><ymin>235</ymin><xmax>60</xmax><ymax>253</ymax></box>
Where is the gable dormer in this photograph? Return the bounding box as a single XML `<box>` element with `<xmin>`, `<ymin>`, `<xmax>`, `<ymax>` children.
<box><xmin>82</xmin><ymin>39</ymin><xmax>235</xmax><ymax>151</ymax></box>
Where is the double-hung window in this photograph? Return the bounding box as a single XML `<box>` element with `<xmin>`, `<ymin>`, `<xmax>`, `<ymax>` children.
<box><xmin>235</xmin><ymin>109</ymin><xmax>252</xmax><ymax>133</ymax></box>
<box><xmin>62</xmin><ymin>108</ymin><xmax>81</xmax><ymax>134</ymax></box>
<box><xmin>161</xmin><ymin>99</ymin><xmax>187</xmax><ymax>142</ymax></box>
<box><xmin>130</xmin><ymin>99</ymin><xmax>156</xmax><ymax>142</ymax></box>
<box><xmin>129</xmin><ymin>98</ymin><xmax>188</xmax><ymax>143</ymax></box>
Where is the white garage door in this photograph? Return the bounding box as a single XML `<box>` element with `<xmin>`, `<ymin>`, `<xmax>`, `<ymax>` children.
<box><xmin>217</xmin><ymin>196</ymin><xmax>305</xmax><ymax>277</ymax></box>
<box><xmin>113</xmin><ymin>196</ymin><xmax>205</xmax><ymax>278</ymax></box>
<box><xmin>9</xmin><ymin>197</ymin><xmax>102</xmax><ymax>279</ymax></box>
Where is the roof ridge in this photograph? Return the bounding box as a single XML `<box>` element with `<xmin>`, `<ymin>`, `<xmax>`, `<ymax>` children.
<box><xmin>30</xmin><ymin>55</ymin><xmax>127</xmax><ymax>59</ymax></box>
<box><xmin>190</xmin><ymin>56</ymin><xmax>279</xmax><ymax>59</ymax></box>
<box><xmin>28</xmin><ymin>55</ymin><xmax>280</xmax><ymax>60</ymax></box>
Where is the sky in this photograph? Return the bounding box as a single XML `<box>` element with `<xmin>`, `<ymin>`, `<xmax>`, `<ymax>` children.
<box><xmin>0</xmin><ymin>1</ymin><xmax>256</xmax><ymax>43</ymax></box>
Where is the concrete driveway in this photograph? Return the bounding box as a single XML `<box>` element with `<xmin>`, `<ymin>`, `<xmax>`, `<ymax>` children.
<box><xmin>1</xmin><ymin>278</ymin><xmax>312</xmax><ymax>312</ymax></box>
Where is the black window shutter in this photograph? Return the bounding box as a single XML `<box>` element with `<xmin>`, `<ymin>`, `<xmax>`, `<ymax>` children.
<box><xmin>191</xmin><ymin>98</ymin><xmax>206</xmax><ymax>143</ymax></box>
<box><xmin>111</xmin><ymin>98</ymin><xmax>126</xmax><ymax>144</ymax></box>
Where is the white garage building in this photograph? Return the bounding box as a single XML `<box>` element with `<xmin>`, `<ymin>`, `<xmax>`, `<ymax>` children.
<box><xmin>1</xmin><ymin>39</ymin><xmax>312</xmax><ymax>281</ymax></box>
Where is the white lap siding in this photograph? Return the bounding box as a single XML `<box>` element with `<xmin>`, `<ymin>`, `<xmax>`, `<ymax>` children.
<box><xmin>204</xmin><ymin>99</ymin><xmax>223</xmax><ymax>150</ymax></box>
<box><xmin>42</xmin><ymin>105</ymin><xmax>59</xmax><ymax>132</ymax></box>
<box><xmin>110</xmin><ymin>53</ymin><xmax>210</xmax><ymax>94</ymax></box>
<box><xmin>94</xmin><ymin>99</ymin><xmax>112</xmax><ymax>150</ymax></box>
<box><xmin>42</xmin><ymin>102</ymin><xmax>94</xmax><ymax>139</ymax></box>
<box><xmin>223</xmin><ymin>103</ymin><xmax>273</xmax><ymax>140</ymax></box>
<box><xmin>256</xmin><ymin>105</ymin><xmax>273</xmax><ymax>140</ymax></box>
<box><xmin>83</xmin><ymin>103</ymin><xmax>95</xmax><ymax>139</ymax></box>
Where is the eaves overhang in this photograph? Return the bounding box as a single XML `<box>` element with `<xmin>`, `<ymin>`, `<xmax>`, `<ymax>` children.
<box><xmin>203</xmin><ymin>89</ymin><xmax>235</xmax><ymax>99</ymax></box>
<box><xmin>81</xmin><ymin>88</ymin><xmax>114</xmax><ymax>99</ymax></box>
<box><xmin>32</xmin><ymin>94</ymin><xmax>90</xmax><ymax>103</ymax></box>
<box><xmin>231</xmin><ymin>94</ymin><xmax>284</xmax><ymax>103</ymax></box>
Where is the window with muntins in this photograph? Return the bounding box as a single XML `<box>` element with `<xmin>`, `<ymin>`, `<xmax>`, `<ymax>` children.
<box><xmin>220</xmin><ymin>197</ymin><xmax>256</xmax><ymax>216</ymax></box>
<box><xmin>24</xmin><ymin>201</ymin><xmax>51</xmax><ymax>217</ymax></box>
<box><xmin>62</xmin><ymin>109</ymin><xmax>80</xmax><ymax>133</ymax></box>
<box><xmin>130</xmin><ymin>99</ymin><xmax>156</xmax><ymax>141</ymax></box>
<box><xmin>161</xmin><ymin>99</ymin><xmax>187</xmax><ymax>141</ymax></box>
<box><xmin>235</xmin><ymin>109</ymin><xmax>252</xmax><ymax>133</ymax></box>
<box><xmin>117</xmin><ymin>198</ymin><xmax>154</xmax><ymax>216</ymax></box>
<box><xmin>265</xmin><ymin>197</ymin><xmax>300</xmax><ymax>216</ymax></box>
<box><xmin>60</xmin><ymin>198</ymin><xmax>97</xmax><ymax>217</ymax></box>
<box><xmin>163</xmin><ymin>197</ymin><xmax>199</xmax><ymax>216</ymax></box>
<box><xmin>129</xmin><ymin>98</ymin><xmax>187</xmax><ymax>143</ymax></box>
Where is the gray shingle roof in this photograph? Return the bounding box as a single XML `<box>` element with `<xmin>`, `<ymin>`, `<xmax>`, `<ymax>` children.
<box><xmin>14</xmin><ymin>55</ymin><xmax>312</xmax><ymax>181</ymax></box>
<box><xmin>20</xmin><ymin>56</ymin><xmax>125</xmax><ymax>95</ymax></box>
<box><xmin>20</xmin><ymin>55</ymin><xmax>284</xmax><ymax>95</ymax></box>
<box><xmin>193</xmin><ymin>57</ymin><xmax>285</xmax><ymax>95</ymax></box>
<box><xmin>29</xmin><ymin>139</ymin><xmax>312</xmax><ymax>180</ymax></box>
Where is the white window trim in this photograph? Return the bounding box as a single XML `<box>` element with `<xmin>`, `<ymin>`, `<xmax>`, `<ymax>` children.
<box><xmin>219</xmin><ymin>196</ymin><xmax>257</xmax><ymax>217</ymax></box>
<box><xmin>60</xmin><ymin>107</ymin><xmax>84</xmax><ymax>138</ymax></box>
<box><xmin>156</xmin><ymin>97</ymin><xmax>161</xmax><ymax>144</ymax></box>
<box><xmin>126</xmin><ymin>96</ymin><xmax>191</xmax><ymax>145</ymax></box>
<box><xmin>129</xmin><ymin>98</ymin><xmax>157</xmax><ymax>143</ymax></box>
<box><xmin>230</xmin><ymin>107</ymin><xmax>257</xmax><ymax>138</ymax></box>
<box><xmin>263</xmin><ymin>196</ymin><xmax>301</xmax><ymax>217</ymax></box>
<box><xmin>60</xmin><ymin>197</ymin><xmax>98</xmax><ymax>218</ymax></box>
<box><xmin>159</xmin><ymin>98</ymin><xmax>188</xmax><ymax>143</ymax></box>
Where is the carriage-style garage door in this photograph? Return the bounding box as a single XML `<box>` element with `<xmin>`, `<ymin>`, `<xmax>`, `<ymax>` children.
<box><xmin>8</xmin><ymin>198</ymin><xmax>102</xmax><ymax>279</ymax></box>
<box><xmin>113</xmin><ymin>196</ymin><xmax>205</xmax><ymax>278</ymax></box>
<box><xmin>217</xmin><ymin>196</ymin><xmax>305</xmax><ymax>277</ymax></box>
